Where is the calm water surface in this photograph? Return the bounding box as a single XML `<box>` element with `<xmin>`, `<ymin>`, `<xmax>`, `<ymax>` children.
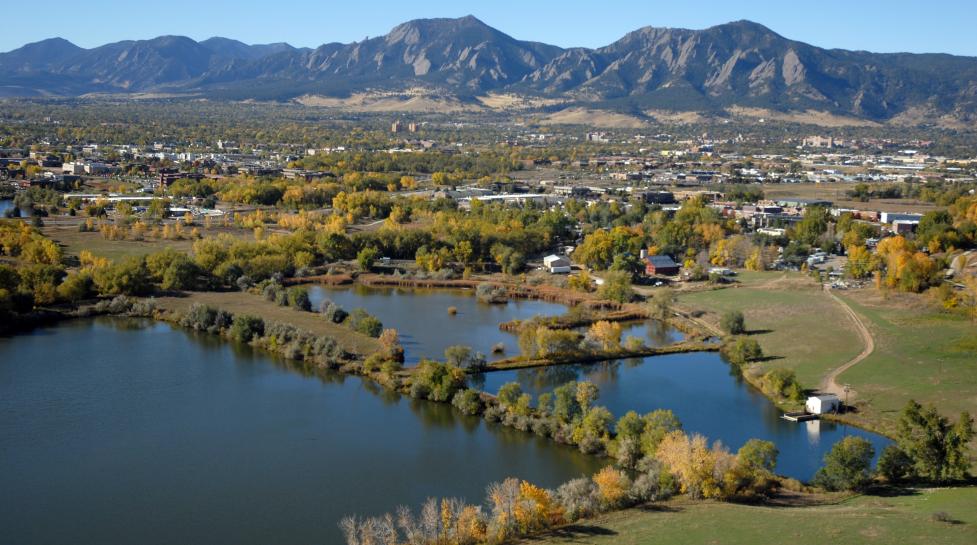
<box><xmin>308</xmin><ymin>285</ymin><xmax>685</xmax><ymax>365</ymax></box>
<box><xmin>0</xmin><ymin>318</ymin><xmax>601</xmax><ymax>545</ymax></box>
<box><xmin>475</xmin><ymin>352</ymin><xmax>891</xmax><ymax>480</ymax></box>
<box><xmin>308</xmin><ymin>285</ymin><xmax>569</xmax><ymax>364</ymax></box>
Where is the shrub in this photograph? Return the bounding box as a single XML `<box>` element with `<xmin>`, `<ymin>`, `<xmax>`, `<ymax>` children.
<box><xmin>721</xmin><ymin>337</ymin><xmax>764</xmax><ymax>365</ymax></box>
<box><xmin>554</xmin><ymin>478</ymin><xmax>599</xmax><ymax>521</ymax></box>
<box><xmin>476</xmin><ymin>283</ymin><xmax>507</xmax><ymax>304</ymax></box>
<box><xmin>348</xmin><ymin>308</ymin><xmax>383</xmax><ymax>337</ymax></box>
<box><xmin>721</xmin><ymin>310</ymin><xmax>746</xmax><ymax>334</ymax></box>
<box><xmin>318</xmin><ymin>298</ymin><xmax>349</xmax><ymax>323</ymax></box>
<box><xmin>287</xmin><ymin>286</ymin><xmax>312</xmax><ymax>311</ymax></box>
<box><xmin>229</xmin><ymin>314</ymin><xmax>264</xmax><ymax>343</ymax></box>
<box><xmin>759</xmin><ymin>368</ymin><xmax>804</xmax><ymax>401</ymax></box>
<box><xmin>452</xmin><ymin>389</ymin><xmax>484</xmax><ymax>416</ymax></box>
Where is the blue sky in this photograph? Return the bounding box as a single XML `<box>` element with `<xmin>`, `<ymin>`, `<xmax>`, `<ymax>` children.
<box><xmin>4</xmin><ymin>0</ymin><xmax>975</xmax><ymax>56</ymax></box>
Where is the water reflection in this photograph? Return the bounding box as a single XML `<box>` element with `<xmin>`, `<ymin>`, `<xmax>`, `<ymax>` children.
<box><xmin>0</xmin><ymin>317</ymin><xmax>603</xmax><ymax>545</ymax></box>
<box><xmin>477</xmin><ymin>352</ymin><xmax>891</xmax><ymax>480</ymax></box>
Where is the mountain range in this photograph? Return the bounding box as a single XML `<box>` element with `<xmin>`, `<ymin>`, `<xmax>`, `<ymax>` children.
<box><xmin>2</xmin><ymin>16</ymin><xmax>976</xmax><ymax>125</ymax></box>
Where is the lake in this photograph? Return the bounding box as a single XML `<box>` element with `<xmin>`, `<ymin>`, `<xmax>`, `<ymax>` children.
<box><xmin>474</xmin><ymin>352</ymin><xmax>891</xmax><ymax>480</ymax></box>
<box><xmin>307</xmin><ymin>284</ymin><xmax>684</xmax><ymax>365</ymax></box>
<box><xmin>0</xmin><ymin>318</ymin><xmax>602</xmax><ymax>545</ymax></box>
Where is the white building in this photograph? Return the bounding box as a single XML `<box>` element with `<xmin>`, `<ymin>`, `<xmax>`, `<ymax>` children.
<box><xmin>806</xmin><ymin>394</ymin><xmax>841</xmax><ymax>415</ymax></box>
<box><xmin>543</xmin><ymin>255</ymin><xmax>572</xmax><ymax>274</ymax></box>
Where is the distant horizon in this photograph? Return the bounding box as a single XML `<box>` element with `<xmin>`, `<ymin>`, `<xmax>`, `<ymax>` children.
<box><xmin>2</xmin><ymin>1</ymin><xmax>977</xmax><ymax>57</ymax></box>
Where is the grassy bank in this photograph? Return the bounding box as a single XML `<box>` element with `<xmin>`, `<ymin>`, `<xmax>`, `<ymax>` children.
<box><xmin>676</xmin><ymin>272</ymin><xmax>864</xmax><ymax>389</ymax></box>
<box><xmin>487</xmin><ymin>341</ymin><xmax>720</xmax><ymax>371</ymax></box>
<box><xmin>833</xmin><ymin>290</ymin><xmax>977</xmax><ymax>440</ymax></box>
<box><xmin>153</xmin><ymin>290</ymin><xmax>381</xmax><ymax>356</ymax></box>
<box><xmin>528</xmin><ymin>487</ymin><xmax>977</xmax><ymax>545</ymax></box>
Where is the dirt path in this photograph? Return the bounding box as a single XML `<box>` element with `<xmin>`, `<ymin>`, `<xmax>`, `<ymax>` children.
<box><xmin>820</xmin><ymin>287</ymin><xmax>875</xmax><ymax>400</ymax></box>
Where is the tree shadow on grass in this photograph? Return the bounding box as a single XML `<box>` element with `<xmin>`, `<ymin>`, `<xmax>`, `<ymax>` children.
<box><xmin>525</xmin><ymin>525</ymin><xmax>618</xmax><ymax>541</ymax></box>
<box><xmin>747</xmin><ymin>328</ymin><xmax>773</xmax><ymax>335</ymax></box>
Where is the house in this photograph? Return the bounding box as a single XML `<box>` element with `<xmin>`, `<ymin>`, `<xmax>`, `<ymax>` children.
<box><xmin>543</xmin><ymin>255</ymin><xmax>572</xmax><ymax>274</ymax></box>
<box><xmin>645</xmin><ymin>255</ymin><xmax>680</xmax><ymax>276</ymax></box>
<box><xmin>806</xmin><ymin>394</ymin><xmax>840</xmax><ymax>415</ymax></box>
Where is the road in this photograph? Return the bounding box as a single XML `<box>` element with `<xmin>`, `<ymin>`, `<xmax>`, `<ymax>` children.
<box><xmin>819</xmin><ymin>287</ymin><xmax>875</xmax><ymax>402</ymax></box>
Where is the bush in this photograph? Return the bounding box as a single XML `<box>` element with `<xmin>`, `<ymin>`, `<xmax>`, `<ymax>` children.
<box><xmin>318</xmin><ymin>298</ymin><xmax>348</xmax><ymax>323</ymax></box>
<box><xmin>348</xmin><ymin>308</ymin><xmax>383</xmax><ymax>337</ymax></box>
<box><xmin>813</xmin><ymin>436</ymin><xmax>875</xmax><ymax>491</ymax></box>
<box><xmin>476</xmin><ymin>283</ymin><xmax>507</xmax><ymax>304</ymax></box>
<box><xmin>452</xmin><ymin>389</ymin><xmax>484</xmax><ymax>416</ymax></box>
<box><xmin>721</xmin><ymin>310</ymin><xmax>746</xmax><ymax>334</ymax></box>
<box><xmin>721</xmin><ymin>337</ymin><xmax>764</xmax><ymax>365</ymax></box>
<box><xmin>759</xmin><ymin>368</ymin><xmax>804</xmax><ymax>401</ymax></box>
<box><xmin>229</xmin><ymin>314</ymin><xmax>265</xmax><ymax>343</ymax></box>
<box><xmin>554</xmin><ymin>478</ymin><xmax>600</xmax><ymax>522</ymax></box>
<box><xmin>287</xmin><ymin>286</ymin><xmax>312</xmax><ymax>311</ymax></box>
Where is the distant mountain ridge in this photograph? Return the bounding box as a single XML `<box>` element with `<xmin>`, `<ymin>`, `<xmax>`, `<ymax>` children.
<box><xmin>2</xmin><ymin>15</ymin><xmax>976</xmax><ymax>124</ymax></box>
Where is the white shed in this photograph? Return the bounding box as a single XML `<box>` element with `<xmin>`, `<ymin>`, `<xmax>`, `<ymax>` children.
<box><xmin>543</xmin><ymin>255</ymin><xmax>572</xmax><ymax>274</ymax></box>
<box><xmin>806</xmin><ymin>394</ymin><xmax>840</xmax><ymax>415</ymax></box>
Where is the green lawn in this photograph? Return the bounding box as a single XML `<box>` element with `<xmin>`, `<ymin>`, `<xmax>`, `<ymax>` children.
<box><xmin>531</xmin><ymin>487</ymin><xmax>977</xmax><ymax>545</ymax></box>
<box><xmin>834</xmin><ymin>292</ymin><xmax>977</xmax><ymax>438</ymax></box>
<box><xmin>677</xmin><ymin>272</ymin><xmax>863</xmax><ymax>388</ymax></box>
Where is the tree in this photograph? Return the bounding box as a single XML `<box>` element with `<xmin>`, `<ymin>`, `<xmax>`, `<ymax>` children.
<box><xmin>575</xmin><ymin>381</ymin><xmax>599</xmax><ymax>414</ymax></box>
<box><xmin>736</xmin><ymin>439</ymin><xmax>779</xmax><ymax>475</ymax></box>
<box><xmin>876</xmin><ymin>445</ymin><xmax>914</xmax><ymax>483</ymax></box>
<box><xmin>720</xmin><ymin>310</ymin><xmax>746</xmax><ymax>335</ymax></box>
<box><xmin>552</xmin><ymin>381</ymin><xmax>581</xmax><ymax>423</ymax></box>
<box><xmin>586</xmin><ymin>320</ymin><xmax>622</xmax><ymax>351</ymax></box>
<box><xmin>597</xmin><ymin>270</ymin><xmax>634</xmax><ymax>303</ymax></box>
<box><xmin>356</xmin><ymin>246</ymin><xmax>379</xmax><ymax>271</ymax></box>
<box><xmin>647</xmin><ymin>288</ymin><xmax>675</xmax><ymax>322</ymax></box>
<box><xmin>640</xmin><ymin>409</ymin><xmax>683</xmax><ymax>456</ymax></box>
<box><xmin>895</xmin><ymin>400</ymin><xmax>974</xmax><ymax>482</ymax></box>
<box><xmin>591</xmin><ymin>466</ymin><xmax>631</xmax><ymax>509</ymax></box>
<box><xmin>497</xmin><ymin>382</ymin><xmax>523</xmax><ymax>411</ymax></box>
<box><xmin>444</xmin><ymin>345</ymin><xmax>487</xmax><ymax>371</ymax></box>
<box><xmin>721</xmin><ymin>337</ymin><xmax>764</xmax><ymax>366</ymax></box>
<box><xmin>793</xmin><ymin>206</ymin><xmax>830</xmax><ymax>246</ymax></box>
<box><xmin>813</xmin><ymin>436</ymin><xmax>875</xmax><ymax>491</ymax></box>
<box><xmin>92</xmin><ymin>256</ymin><xmax>152</xmax><ymax>296</ymax></box>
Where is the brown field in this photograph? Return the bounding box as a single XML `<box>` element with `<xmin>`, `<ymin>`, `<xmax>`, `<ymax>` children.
<box><xmin>761</xmin><ymin>182</ymin><xmax>941</xmax><ymax>214</ymax></box>
<box><xmin>43</xmin><ymin>224</ymin><xmax>196</xmax><ymax>261</ymax></box>
<box><xmin>154</xmin><ymin>290</ymin><xmax>381</xmax><ymax>356</ymax></box>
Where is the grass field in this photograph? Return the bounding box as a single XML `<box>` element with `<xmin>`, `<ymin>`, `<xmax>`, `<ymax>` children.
<box><xmin>154</xmin><ymin>291</ymin><xmax>381</xmax><ymax>356</ymax></box>
<box><xmin>833</xmin><ymin>290</ymin><xmax>977</xmax><ymax>438</ymax></box>
<box><xmin>530</xmin><ymin>487</ymin><xmax>977</xmax><ymax>545</ymax></box>
<box><xmin>676</xmin><ymin>272</ymin><xmax>863</xmax><ymax>389</ymax></box>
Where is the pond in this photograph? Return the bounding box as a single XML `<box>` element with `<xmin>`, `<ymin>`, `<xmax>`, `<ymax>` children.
<box><xmin>474</xmin><ymin>352</ymin><xmax>891</xmax><ymax>480</ymax></box>
<box><xmin>0</xmin><ymin>198</ymin><xmax>26</xmax><ymax>218</ymax></box>
<box><xmin>308</xmin><ymin>285</ymin><xmax>685</xmax><ymax>365</ymax></box>
<box><xmin>0</xmin><ymin>318</ymin><xmax>602</xmax><ymax>545</ymax></box>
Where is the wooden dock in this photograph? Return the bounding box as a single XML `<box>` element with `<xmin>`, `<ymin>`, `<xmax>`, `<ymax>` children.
<box><xmin>782</xmin><ymin>411</ymin><xmax>819</xmax><ymax>422</ymax></box>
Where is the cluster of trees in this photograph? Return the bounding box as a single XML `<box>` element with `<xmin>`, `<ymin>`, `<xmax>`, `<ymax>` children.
<box><xmin>814</xmin><ymin>401</ymin><xmax>973</xmax><ymax>491</ymax></box>
<box><xmin>340</xmin><ymin>464</ymin><xmax>672</xmax><ymax>545</ymax></box>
